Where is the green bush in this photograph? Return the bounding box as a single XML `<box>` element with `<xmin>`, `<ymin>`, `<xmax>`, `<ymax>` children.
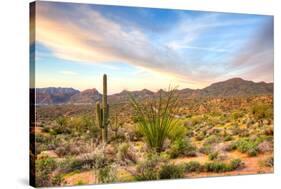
<box><xmin>204</xmin><ymin>135</ymin><xmax>221</xmax><ymax>145</ymax></box>
<box><xmin>135</xmin><ymin>153</ymin><xmax>160</xmax><ymax>181</ymax></box>
<box><xmin>224</xmin><ymin>135</ymin><xmax>233</xmax><ymax>141</ymax></box>
<box><xmin>185</xmin><ymin>161</ymin><xmax>202</xmax><ymax>172</ymax></box>
<box><xmin>199</xmin><ymin>144</ymin><xmax>213</xmax><ymax>155</ymax></box>
<box><xmin>203</xmin><ymin>158</ymin><xmax>243</xmax><ymax>173</ymax></box>
<box><xmin>233</xmin><ymin>138</ymin><xmax>260</xmax><ymax>156</ymax></box>
<box><xmin>51</xmin><ymin>173</ymin><xmax>65</xmax><ymax>186</ymax></box>
<box><xmin>59</xmin><ymin>153</ymin><xmax>108</xmax><ymax>173</ymax></box>
<box><xmin>159</xmin><ymin>164</ymin><xmax>185</xmax><ymax>179</ymax></box>
<box><xmin>229</xmin><ymin>159</ymin><xmax>243</xmax><ymax>170</ymax></box>
<box><xmin>232</xmin><ymin>111</ymin><xmax>243</xmax><ymax>120</ymax></box>
<box><xmin>168</xmin><ymin>124</ymin><xmax>187</xmax><ymax>142</ymax></box>
<box><xmin>76</xmin><ymin>180</ymin><xmax>86</xmax><ymax>185</ymax></box>
<box><xmin>204</xmin><ymin>162</ymin><xmax>231</xmax><ymax>173</ymax></box>
<box><xmin>251</xmin><ymin>104</ymin><xmax>273</xmax><ymax>120</ymax></box>
<box><xmin>230</xmin><ymin>125</ymin><xmax>242</xmax><ymax>136</ymax></box>
<box><xmin>117</xmin><ymin>143</ymin><xmax>136</xmax><ymax>164</ymax></box>
<box><xmin>97</xmin><ymin>164</ymin><xmax>117</xmax><ymax>183</ymax></box>
<box><xmin>54</xmin><ymin>116</ymin><xmax>71</xmax><ymax>135</ymax></box>
<box><xmin>169</xmin><ymin>138</ymin><xmax>197</xmax><ymax>158</ymax></box>
<box><xmin>35</xmin><ymin>157</ymin><xmax>57</xmax><ymax>187</ymax></box>
<box><xmin>58</xmin><ymin>157</ymin><xmax>86</xmax><ymax>173</ymax></box>
<box><xmin>117</xmin><ymin>143</ymin><xmax>129</xmax><ymax>161</ymax></box>
<box><xmin>208</xmin><ymin>151</ymin><xmax>219</xmax><ymax>161</ymax></box>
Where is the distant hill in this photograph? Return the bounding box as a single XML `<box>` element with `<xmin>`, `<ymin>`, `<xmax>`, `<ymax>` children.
<box><xmin>36</xmin><ymin>87</ymin><xmax>79</xmax><ymax>105</ymax></box>
<box><xmin>34</xmin><ymin>78</ymin><xmax>273</xmax><ymax>105</ymax></box>
<box><xmin>199</xmin><ymin>78</ymin><xmax>273</xmax><ymax>97</ymax></box>
<box><xmin>70</xmin><ymin>89</ymin><xmax>101</xmax><ymax>104</ymax></box>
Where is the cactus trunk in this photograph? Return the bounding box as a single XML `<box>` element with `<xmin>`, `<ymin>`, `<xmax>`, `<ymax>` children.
<box><xmin>96</xmin><ymin>74</ymin><xmax>109</xmax><ymax>144</ymax></box>
<box><xmin>102</xmin><ymin>74</ymin><xmax>108</xmax><ymax>143</ymax></box>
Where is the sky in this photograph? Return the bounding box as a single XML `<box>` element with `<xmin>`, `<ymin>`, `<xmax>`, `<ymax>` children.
<box><xmin>32</xmin><ymin>1</ymin><xmax>273</xmax><ymax>94</ymax></box>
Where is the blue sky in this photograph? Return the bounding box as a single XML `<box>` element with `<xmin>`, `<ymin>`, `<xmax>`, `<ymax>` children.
<box><xmin>33</xmin><ymin>1</ymin><xmax>273</xmax><ymax>94</ymax></box>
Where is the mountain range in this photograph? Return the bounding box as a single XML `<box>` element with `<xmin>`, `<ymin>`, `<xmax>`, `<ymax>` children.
<box><xmin>34</xmin><ymin>78</ymin><xmax>273</xmax><ymax>105</ymax></box>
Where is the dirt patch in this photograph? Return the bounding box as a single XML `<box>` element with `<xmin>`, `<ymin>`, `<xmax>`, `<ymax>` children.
<box><xmin>63</xmin><ymin>170</ymin><xmax>96</xmax><ymax>186</ymax></box>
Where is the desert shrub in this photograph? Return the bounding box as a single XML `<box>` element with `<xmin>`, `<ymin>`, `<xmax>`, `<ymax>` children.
<box><xmin>185</xmin><ymin>159</ymin><xmax>243</xmax><ymax>173</ymax></box>
<box><xmin>195</xmin><ymin>132</ymin><xmax>205</xmax><ymax>141</ymax></box>
<box><xmin>208</xmin><ymin>151</ymin><xmax>219</xmax><ymax>161</ymax></box>
<box><xmin>56</xmin><ymin>116</ymin><xmax>68</xmax><ymax>127</ymax></box>
<box><xmin>232</xmin><ymin>111</ymin><xmax>243</xmax><ymax>120</ymax></box>
<box><xmin>238</xmin><ymin>129</ymin><xmax>250</xmax><ymax>137</ymax></box>
<box><xmin>135</xmin><ymin>153</ymin><xmax>161</xmax><ymax>181</ymax></box>
<box><xmin>59</xmin><ymin>152</ymin><xmax>108</xmax><ymax>173</ymax></box>
<box><xmin>159</xmin><ymin>163</ymin><xmax>185</xmax><ymax>179</ymax></box>
<box><xmin>204</xmin><ymin>135</ymin><xmax>221</xmax><ymax>145</ymax></box>
<box><xmin>257</xmin><ymin>141</ymin><xmax>273</xmax><ymax>153</ymax></box>
<box><xmin>35</xmin><ymin>134</ymin><xmax>49</xmax><ymax>143</ymax></box>
<box><xmin>185</xmin><ymin>161</ymin><xmax>202</xmax><ymax>172</ymax></box>
<box><xmin>224</xmin><ymin>142</ymin><xmax>236</xmax><ymax>152</ymax></box>
<box><xmin>35</xmin><ymin>134</ymin><xmax>62</xmax><ymax>155</ymax></box>
<box><xmin>130</xmin><ymin>88</ymin><xmax>180</xmax><ymax>152</ymax></box>
<box><xmin>117</xmin><ymin>143</ymin><xmax>136</xmax><ymax>164</ymax></box>
<box><xmin>117</xmin><ymin>143</ymin><xmax>129</xmax><ymax>160</ymax></box>
<box><xmin>190</xmin><ymin>116</ymin><xmax>202</xmax><ymax>126</ymax></box>
<box><xmin>97</xmin><ymin>164</ymin><xmax>117</xmax><ymax>183</ymax></box>
<box><xmin>51</xmin><ymin>173</ymin><xmax>65</xmax><ymax>186</ymax></box>
<box><xmin>68</xmin><ymin>116</ymin><xmax>97</xmax><ymax>136</ymax></box>
<box><xmin>263</xmin><ymin>127</ymin><xmax>273</xmax><ymax>136</ymax></box>
<box><xmin>126</xmin><ymin>127</ymin><xmax>143</xmax><ymax>141</ymax></box>
<box><xmin>251</xmin><ymin>104</ymin><xmax>273</xmax><ymax>120</ymax></box>
<box><xmin>204</xmin><ymin>162</ymin><xmax>231</xmax><ymax>173</ymax></box>
<box><xmin>55</xmin><ymin>139</ymin><xmax>91</xmax><ymax>157</ymax></box>
<box><xmin>58</xmin><ymin>157</ymin><xmax>87</xmax><ymax>173</ymax></box>
<box><xmin>230</xmin><ymin>125</ymin><xmax>242</xmax><ymax>136</ymax></box>
<box><xmin>229</xmin><ymin>159</ymin><xmax>243</xmax><ymax>170</ymax></box>
<box><xmin>42</xmin><ymin>126</ymin><xmax>50</xmax><ymax>133</ymax></box>
<box><xmin>168</xmin><ymin>124</ymin><xmax>187</xmax><ymax>142</ymax></box>
<box><xmin>76</xmin><ymin>180</ymin><xmax>86</xmax><ymax>185</ymax></box>
<box><xmin>262</xmin><ymin>156</ymin><xmax>274</xmax><ymax>167</ymax></box>
<box><xmin>199</xmin><ymin>144</ymin><xmax>213</xmax><ymax>155</ymax></box>
<box><xmin>35</xmin><ymin>157</ymin><xmax>57</xmax><ymax>187</ymax></box>
<box><xmin>169</xmin><ymin>138</ymin><xmax>197</xmax><ymax>158</ymax></box>
<box><xmin>160</xmin><ymin>151</ymin><xmax>171</xmax><ymax>160</ymax></box>
<box><xmin>53</xmin><ymin>116</ymin><xmax>71</xmax><ymax>135</ymax></box>
<box><xmin>233</xmin><ymin>138</ymin><xmax>260</xmax><ymax>156</ymax></box>
<box><xmin>224</xmin><ymin>135</ymin><xmax>233</xmax><ymax>141</ymax></box>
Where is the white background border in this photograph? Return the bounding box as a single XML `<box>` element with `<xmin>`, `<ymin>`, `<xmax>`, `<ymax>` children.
<box><xmin>0</xmin><ymin>0</ymin><xmax>280</xmax><ymax>188</ymax></box>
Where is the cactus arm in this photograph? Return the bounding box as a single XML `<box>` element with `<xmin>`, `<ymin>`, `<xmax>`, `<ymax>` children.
<box><xmin>96</xmin><ymin>102</ymin><xmax>102</xmax><ymax>128</ymax></box>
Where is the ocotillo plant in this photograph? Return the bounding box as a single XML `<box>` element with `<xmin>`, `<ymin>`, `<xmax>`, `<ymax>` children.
<box><xmin>96</xmin><ymin>74</ymin><xmax>109</xmax><ymax>143</ymax></box>
<box><xmin>129</xmin><ymin>87</ymin><xmax>180</xmax><ymax>152</ymax></box>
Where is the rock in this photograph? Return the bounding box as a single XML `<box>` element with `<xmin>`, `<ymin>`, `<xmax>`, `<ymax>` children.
<box><xmin>38</xmin><ymin>150</ymin><xmax>59</xmax><ymax>159</ymax></box>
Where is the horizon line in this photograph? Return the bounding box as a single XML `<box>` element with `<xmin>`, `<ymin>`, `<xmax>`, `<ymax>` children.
<box><xmin>32</xmin><ymin>77</ymin><xmax>273</xmax><ymax>95</ymax></box>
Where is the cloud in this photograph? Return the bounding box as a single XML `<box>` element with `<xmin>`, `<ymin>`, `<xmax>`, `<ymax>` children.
<box><xmin>227</xmin><ymin>18</ymin><xmax>273</xmax><ymax>82</ymax></box>
<box><xmin>167</xmin><ymin>44</ymin><xmax>229</xmax><ymax>52</ymax></box>
<box><xmin>35</xmin><ymin>1</ymin><xmax>273</xmax><ymax>87</ymax></box>
<box><xmin>35</xmin><ymin>3</ymin><xmax>224</xmax><ymax>84</ymax></box>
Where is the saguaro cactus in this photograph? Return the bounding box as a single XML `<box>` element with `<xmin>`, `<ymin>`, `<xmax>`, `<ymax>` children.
<box><xmin>96</xmin><ymin>74</ymin><xmax>109</xmax><ymax>143</ymax></box>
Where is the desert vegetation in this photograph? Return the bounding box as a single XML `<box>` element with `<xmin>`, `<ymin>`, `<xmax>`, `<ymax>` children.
<box><xmin>32</xmin><ymin>75</ymin><xmax>273</xmax><ymax>187</ymax></box>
